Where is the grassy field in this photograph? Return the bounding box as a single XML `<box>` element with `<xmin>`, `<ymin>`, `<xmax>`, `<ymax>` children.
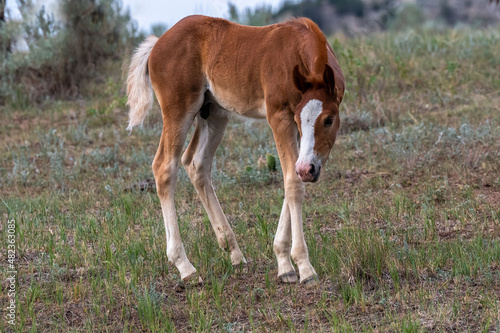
<box><xmin>1</xmin><ymin>26</ymin><xmax>500</xmax><ymax>332</ymax></box>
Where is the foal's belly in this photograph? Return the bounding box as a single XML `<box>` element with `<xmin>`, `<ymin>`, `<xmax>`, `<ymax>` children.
<box><xmin>206</xmin><ymin>80</ymin><xmax>267</xmax><ymax>119</ymax></box>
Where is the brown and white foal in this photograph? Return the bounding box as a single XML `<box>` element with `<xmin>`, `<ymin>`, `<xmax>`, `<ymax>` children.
<box><xmin>126</xmin><ymin>15</ymin><xmax>345</xmax><ymax>286</ymax></box>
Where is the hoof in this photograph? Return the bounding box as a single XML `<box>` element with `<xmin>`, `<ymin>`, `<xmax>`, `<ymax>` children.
<box><xmin>230</xmin><ymin>251</ymin><xmax>247</xmax><ymax>267</ymax></box>
<box><xmin>182</xmin><ymin>271</ymin><xmax>203</xmax><ymax>284</ymax></box>
<box><xmin>233</xmin><ymin>258</ymin><xmax>251</xmax><ymax>273</ymax></box>
<box><xmin>301</xmin><ymin>275</ymin><xmax>319</xmax><ymax>288</ymax></box>
<box><xmin>175</xmin><ymin>273</ymin><xmax>203</xmax><ymax>292</ymax></box>
<box><xmin>173</xmin><ymin>282</ymin><xmax>185</xmax><ymax>292</ymax></box>
<box><xmin>279</xmin><ymin>271</ymin><xmax>298</xmax><ymax>283</ymax></box>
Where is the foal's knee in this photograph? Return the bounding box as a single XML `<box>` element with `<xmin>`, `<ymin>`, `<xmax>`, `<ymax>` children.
<box><xmin>284</xmin><ymin>178</ymin><xmax>305</xmax><ymax>205</ymax></box>
<box><xmin>273</xmin><ymin>238</ymin><xmax>290</xmax><ymax>256</ymax></box>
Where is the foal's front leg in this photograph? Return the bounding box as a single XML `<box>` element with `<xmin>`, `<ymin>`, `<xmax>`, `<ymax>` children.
<box><xmin>274</xmin><ymin>197</ymin><xmax>297</xmax><ymax>283</ymax></box>
<box><xmin>268</xmin><ymin>112</ymin><xmax>318</xmax><ymax>286</ymax></box>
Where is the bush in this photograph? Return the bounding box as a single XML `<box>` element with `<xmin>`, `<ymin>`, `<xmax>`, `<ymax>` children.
<box><xmin>440</xmin><ymin>0</ymin><xmax>457</xmax><ymax>25</ymax></box>
<box><xmin>389</xmin><ymin>3</ymin><xmax>425</xmax><ymax>31</ymax></box>
<box><xmin>0</xmin><ymin>0</ymin><xmax>10</xmax><ymax>53</ymax></box>
<box><xmin>228</xmin><ymin>2</ymin><xmax>273</xmax><ymax>26</ymax></box>
<box><xmin>150</xmin><ymin>23</ymin><xmax>168</xmax><ymax>37</ymax></box>
<box><xmin>0</xmin><ymin>0</ymin><xmax>137</xmax><ymax>105</ymax></box>
<box><xmin>330</xmin><ymin>0</ymin><xmax>364</xmax><ymax>17</ymax></box>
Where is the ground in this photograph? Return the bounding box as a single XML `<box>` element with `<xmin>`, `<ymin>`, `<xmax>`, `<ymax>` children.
<box><xmin>0</xmin><ymin>27</ymin><xmax>499</xmax><ymax>332</ymax></box>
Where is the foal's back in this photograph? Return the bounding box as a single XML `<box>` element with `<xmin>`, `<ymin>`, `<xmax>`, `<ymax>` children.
<box><xmin>148</xmin><ymin>15</ymin><xmax>329</xmax><ymax>118</ymax></box>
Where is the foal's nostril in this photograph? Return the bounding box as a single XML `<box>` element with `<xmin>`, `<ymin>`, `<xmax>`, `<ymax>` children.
<box><xmin>309</xmin><ymin>164</ymin><xmax>315</xmax><ymax>175</ymax></box>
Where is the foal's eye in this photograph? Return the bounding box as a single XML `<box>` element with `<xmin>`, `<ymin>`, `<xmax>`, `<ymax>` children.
<box><xmin>324</xmin><ymin>117</ymin><xmax>334</xmax><ymax>127</ymax></box>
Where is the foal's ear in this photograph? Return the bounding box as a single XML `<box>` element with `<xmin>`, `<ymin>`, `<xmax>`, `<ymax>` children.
<box><xmin>323</xmin><ymin>64</ymin><xmax>336</xmax><ymax>97</ymax></box>
<box><xmin>293</xmin><ymin>65</ymin><xmax>312</xmax><ymax>94</ymax></box>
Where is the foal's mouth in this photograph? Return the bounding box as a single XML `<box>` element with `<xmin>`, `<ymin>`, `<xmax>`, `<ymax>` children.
<box><xmin>297</xmin><ymin>165</ymin><xmax>321</xmax><ymax>183</ymax></box>
<box><xmin>311</xmin><ymin>168</ymin><xmax>321</xmax><ymax>183</ymax></box>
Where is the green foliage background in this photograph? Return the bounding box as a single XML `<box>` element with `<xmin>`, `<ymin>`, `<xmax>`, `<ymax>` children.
<box><xmin>0</xmin><ymin>0</ymin><xmax>138</xmax><ymax>105</ymax></box>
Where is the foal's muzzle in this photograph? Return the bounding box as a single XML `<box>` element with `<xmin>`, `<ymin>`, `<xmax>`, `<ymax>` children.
<box><xmin>296</xmin><ymin>162</ymin><xmax>321</xmax><ymax>183</ymax></box>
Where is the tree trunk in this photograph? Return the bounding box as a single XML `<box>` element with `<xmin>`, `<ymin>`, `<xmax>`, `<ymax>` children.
<box><xmin>0</xmin><ymin>0</ymin><xmax>12</xmax><ymax>53</ymax></box>
<box><xmin>0</xmin><ymin>0</ymin><xmax>5</xmax><ymax>22</ymax></box>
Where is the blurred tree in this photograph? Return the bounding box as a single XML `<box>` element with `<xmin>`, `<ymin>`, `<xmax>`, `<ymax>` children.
<box><xmin>0</xmin><ymin>0</ymin><xmax>11</xmax><ymax>53</ymax></box>
<box><xmin>440</xmin><ymin>0</ymin><xmax>457</xmax><ymax>25</ymax></box>
<box><xmin>302</xmin><ymin>0</ymin><xmax>323</xmax><ymax>28</ymax></box>
<box><xmin>0</xmin><ymin>0</ymin><xmax>138</xmax><ymax>105</ymax></box>
<box><xmin>228</xmin><ymin>2</ymin><xmax>273</xmax><ymax>26</ymax></box>
<box><xmin>274</xmin><ymin>0</ymin><xmax>326</xmax><ymax>31</ymax></box>
<box><xmin>150</xmin><ymin>23</ymin><xmax>168</xmax><ymax>37</ymax></box>
<box><xmin>228</xmin><ymin>2</ymin><xmax>239</xmax><ymax>23</ymax></box>
<box><xmin>0</xmin><ymin>0</ymin><xmax>5</xmax><ymax>25</ymax></box>
<box><xmin>389</xmin><ymin>3</ymin><xmax>424</xmax><ymax>31</ymax></box>
<box><xmin>329</xmin><ymin>0</ymin><xmax>364</xmax><ymax>17</ymax></box>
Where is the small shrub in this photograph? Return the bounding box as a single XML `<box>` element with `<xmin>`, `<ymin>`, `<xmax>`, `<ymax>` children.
<box><xmin>440</xmin><ymin>0</ymin><xmax>457</xmax><ymax>26</ymax></box>
<box><xmin>340</xmin><ymin>110</ymin><xmax>376</xmax><ymax>134</ymax></box>
<box><xmin>330</xmin><ymin>0</ymin><xmax>364</xmax><ymax>17</ymax></box>
<box><xmin>133</xmin><ymin>284</ymin><xmax>174</xmax><ymax>331</ymax></box>
<box><xmin>1</xmin><ymin>0</ymin><xmax>138</xmax><ymax>104</ymax></box>
<box><xmin>9</xmin><ymin>144</ymin><xmax>34</xmax><ymax>184</ymax></box>
<box><xmin>390</xmin><ymin>4</ymin><xmax>425</xmax><ymax>31</ymax></box>
<box><xmin>150</xmin><ymin>23</ymin><xmax>168</xmax><ymax>37</ymax></box>
<box><xmin>266</xmin><ymin>153</ymin><xmax>277</xmax><ymax>172</ymax></box>
<box><xmin>228</xmin><ymin>2</ymin><xmax>273</xmax><ymax>26</ymax></box>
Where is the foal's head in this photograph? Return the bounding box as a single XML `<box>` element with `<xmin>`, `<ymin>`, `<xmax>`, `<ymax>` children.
<box><xmin>293</xmin><ymin>64</ymin><xmax>341</xmax><ymax>183</ymax></box>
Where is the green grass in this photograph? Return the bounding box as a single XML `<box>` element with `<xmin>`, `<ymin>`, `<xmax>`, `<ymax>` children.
<box><xmin>1</xmin><ymin>26</ymin><xmax>500</xmax><ymax>331</ymax></box>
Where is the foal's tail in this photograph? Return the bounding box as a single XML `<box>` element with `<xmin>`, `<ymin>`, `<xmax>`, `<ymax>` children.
<box><xmin>126</xmin><ymin>35</ymin><xmax>159</xmax><ymax>131</ymax></box>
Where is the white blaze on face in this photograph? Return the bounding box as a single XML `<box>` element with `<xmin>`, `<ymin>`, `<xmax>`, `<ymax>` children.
<box><xmin>297</xmin><ymin>99</ymin><xmax>323</xmax><ymax>166</ymax></box>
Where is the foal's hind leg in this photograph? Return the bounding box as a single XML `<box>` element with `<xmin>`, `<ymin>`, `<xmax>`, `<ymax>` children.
<box><xmin>153</xmin><ymin>98</ymin><xmax>202</xmax><ymax>282</ymax></box>
<box><xmin>182</xmin><ymin>106</ymin><xmax>246</xmax><ymax>267</ymax></box>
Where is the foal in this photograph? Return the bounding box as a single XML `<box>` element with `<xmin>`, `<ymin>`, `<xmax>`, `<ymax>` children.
<box><xmin>126</xmin><ymin>15</ymin><xmax>345</xmax><ymax>286</ymax></box>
